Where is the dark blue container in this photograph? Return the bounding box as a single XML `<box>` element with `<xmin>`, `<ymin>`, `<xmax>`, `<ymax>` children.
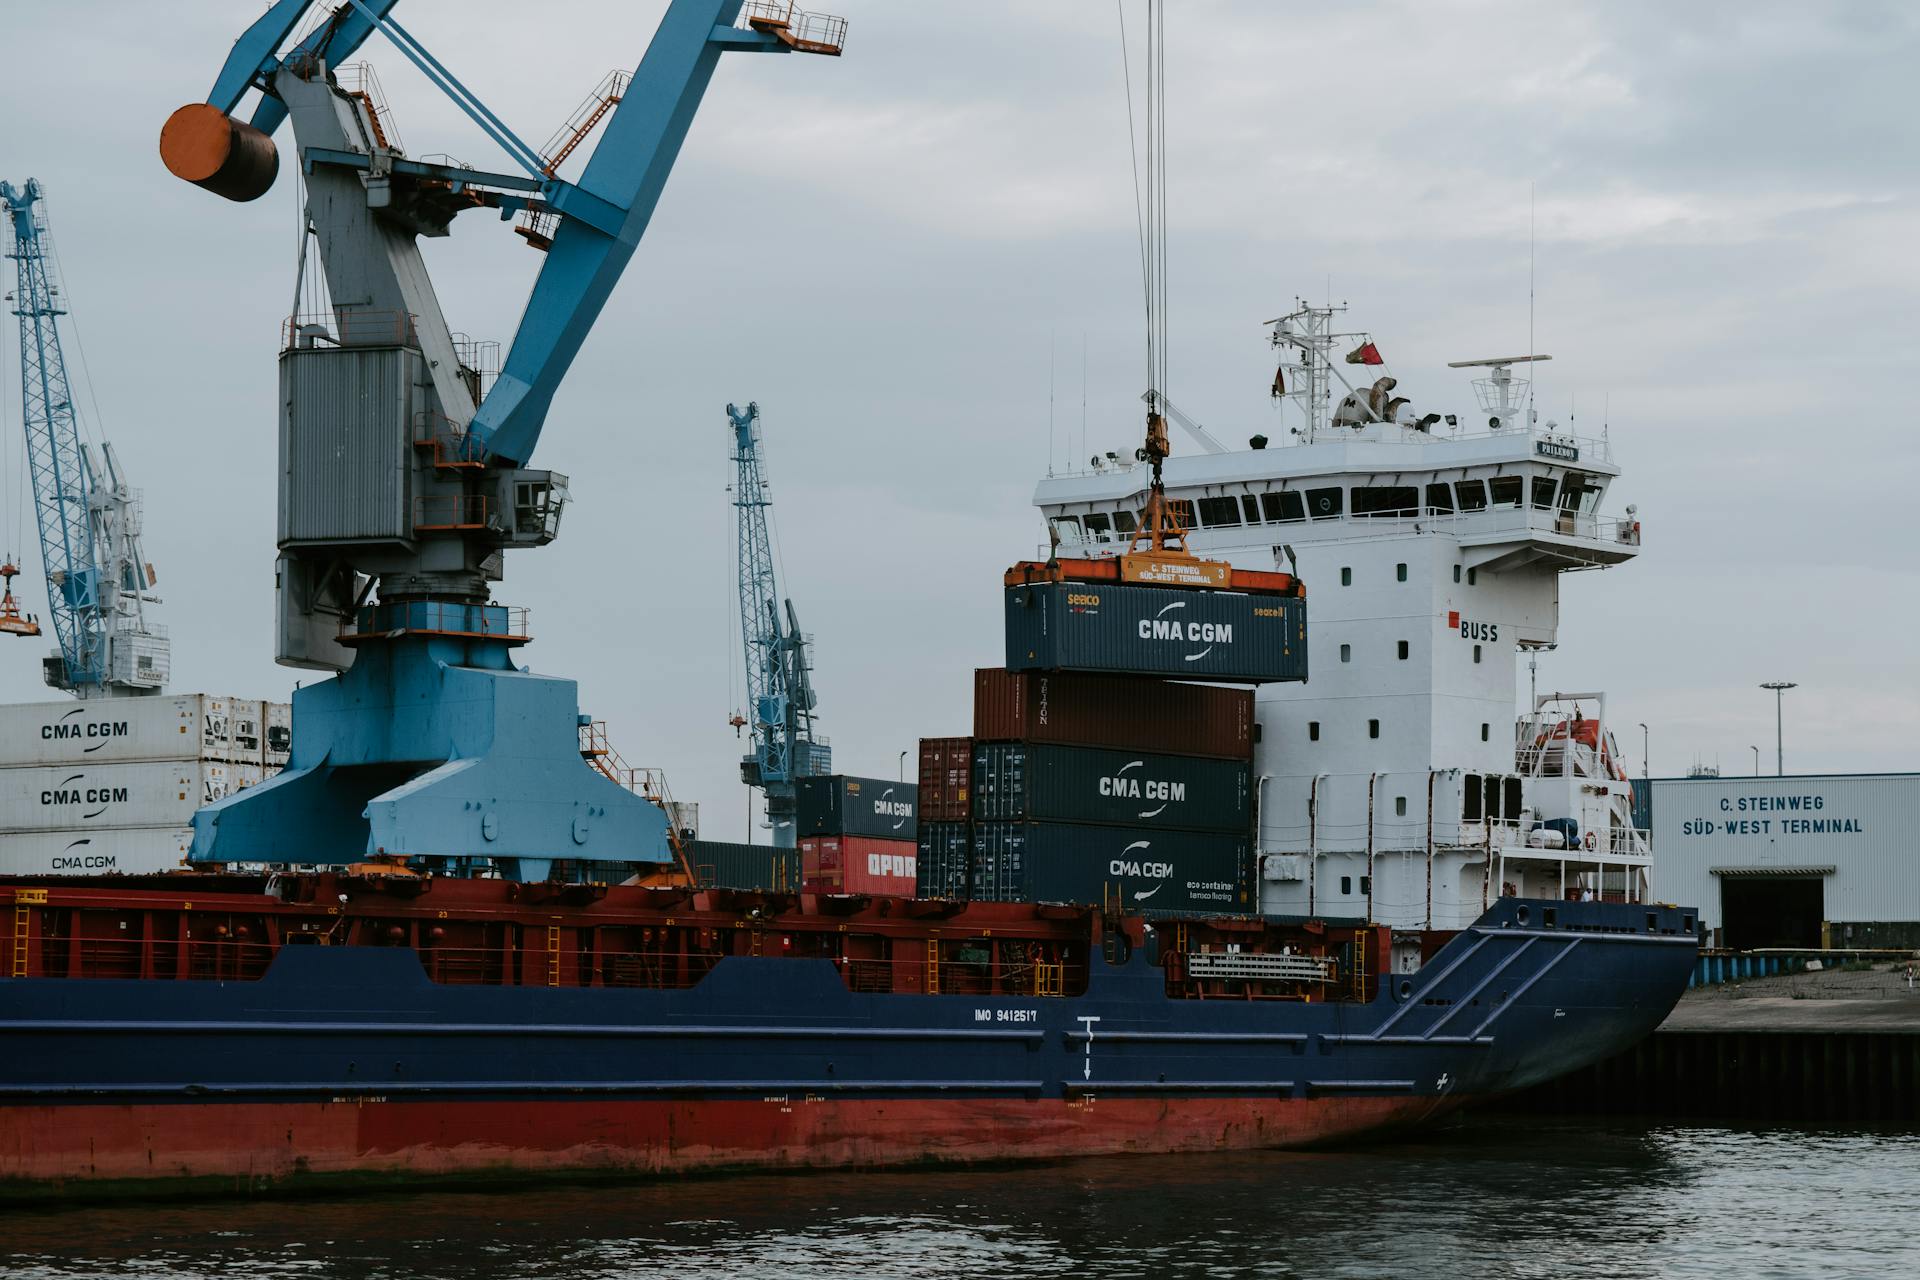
<box><xmin>797</xmin><ymin>775</ymin><xmax>919</xmax><ymax>840</ymax></box>
<box><xmin>1004</xmin><ymin>582</ymin><xmax>1306</xmax><ymax>684</ymax></box>
<box><xmin>972</xmin><ymin>821</ymin><xmax>1250</xmax><ymax>913</ymax></box>
<box><xmin>973</xmin><ymin>742</ymin><xmax>1251</xmax><ymax>832</ymax></box>
<box><xmin>916</xmin><ymin>821</ymin><xmax>972</xmax><ymax>899</ymax></box>
<box><xmin>686</xmin><ymin>839</ymin><xmax>799</xmax><ymax>892</ymax></box>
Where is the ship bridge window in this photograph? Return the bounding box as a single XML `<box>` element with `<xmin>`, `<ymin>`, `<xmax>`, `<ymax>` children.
<box><xmin>1489</xmin><ymin>476</ymin><xmax>1524</xmax><ymax>508</ymax></box>
<box><xmin>1082</xmin><ymin>512</ymin><xmax>1113</xmax><ymax>542</ymax></box>
<box><xmin>1261</xmin><ymin>491</ymin><xmax>1306</xmax><ymax>523</ymax></box>
<box><xmin>1198</xmin><ymin>496</ymin><xmax>1243</xmax><ymax>528</ymax></box>
<box><xmin>1425</xmin><ymin>483</ymin><xmax>1454</xmax><ymax>514</ymax></box>
<box><xmin>1305</xmin><ymin>487</ymin><xmax>1344</xmax><ymax>520</ymax></box>
<box><xmin>1241</xmin><ymin>495</ymin><xmax>1263</xmax><ymax>524</ymax></box>
<box><xmin>1558</xmin><ymin>478</ymin><xmax>1601</xmax><ymax>515</ymax></box>
<box><xmin>1113</xmin><ymin>508</ymin><xmax>1139</xmax><ymax>534</ymax></box>
<box><xmin>1531</xmin><ymin>476</ymin><xmax>1558</xmax><ymax>510</ymax></box>
<box><xmin>1048</xmin><ymin>515</ymin><xmax>1082</xmax><ymax>545</ymax></box>
<box><xmin>1455</xmin><ymin>480</ymin><xmax>1488</xmax><ymax>512</ymax></box>
<box><xmin>1171</xmin><ymin>498</ymin><xmax>1198</xmax><ymax>530</ymax></box>
<box><xmin>1353</xmin><ymin>485</ymin><xmax>1419</xmax><ymax>518</ymax></box>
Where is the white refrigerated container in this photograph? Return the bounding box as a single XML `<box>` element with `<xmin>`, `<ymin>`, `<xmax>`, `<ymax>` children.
<box><xmin>0</xmin><ymin>760</ymin><xmax>224</xmax><ymax>832</ymax></box>
<box><xmin>0</xmin><ymin>694</ymin><xmax>275</xmax><ymax>767</ymax></box>
<box><xmin>0</xmin><ymin>826</ymin><xmax>193</xmax><ymax>876</ymax></box>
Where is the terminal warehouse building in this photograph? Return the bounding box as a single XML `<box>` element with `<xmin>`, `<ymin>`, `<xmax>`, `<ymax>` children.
<box><xmin>1645</xmin><ymin>773</ymin><xmax>1920</xmax><ymax>950</ymax></box>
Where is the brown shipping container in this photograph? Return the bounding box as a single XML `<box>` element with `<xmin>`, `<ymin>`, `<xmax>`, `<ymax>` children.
<box><xmin>973</xmin><ymin>669</ymin><xmax>1253</xmax><ymax>761</ymax></box>
<box><xmin>917</xmin><ymin>736</ymin><xmax>974</xmax><ymax>821</ymax></box>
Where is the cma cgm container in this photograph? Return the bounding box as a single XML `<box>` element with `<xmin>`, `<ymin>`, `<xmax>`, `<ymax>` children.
<box><xmin>685</xmin><ymin>839</ymin><xmax>797</xmax><ymax>892</ymax></box>
<box><xmin>0</xmin><ymin>695</ymin><xmax>283</xmax><ymax>767</ymax></box>
<box><xmin>973</xmin><ymin>821</ymin><xmax>1249</xmax><ymax>913</ymax></box>
<box><xmin>1005</xmin><ymin>581</ymin><xmax>1306</xmax><ymax>684</ymax></box>
<box><xmin>917</xmin><ymin>737</ymin><xmax>973</xmax><ymax>822</ymax></box>
<box><xmin>974</xmin><ymin>669</ymin><xmax>1254</xmax><ymax>760</ymax></box>
<box><xmin>796</xmin><ymin>776</ymin><xmax>919</xmax><ymax>841</ymax></box>
<box><xmin>801</xmin><ymin>836</ymin><xmax>917</xmax><ymax>898</ymax></box>
<box><xmin>973</xmin><ymin>743</ymin><xmax>1250</xmax><ymax>833</ymax></box>
<box><xmin>0</xmin><ymin>760</ymin><xmax>253</xmax><ymax>833</ymax></box>
<box><xmin>0</xmin><ymin>827</ymin><xmax>192</xmax><ymax>876</ymax></box>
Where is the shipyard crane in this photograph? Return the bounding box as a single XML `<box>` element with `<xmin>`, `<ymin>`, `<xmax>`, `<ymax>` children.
<box><xmin>163</xmin><ymin>0</ymin><xmax>843</xmax><ymax>876</ymax></box>
<box><xmin>2</xmin><ymin>179</ymin><xmax>168</xmax><ymax>698</ymax></box>
<box><xmin>726</xmin><ymin>402</ymin><xmax>827</xmax><ymax>847</ymax></box>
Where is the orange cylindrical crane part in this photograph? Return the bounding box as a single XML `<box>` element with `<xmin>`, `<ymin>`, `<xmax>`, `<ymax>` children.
<box><xmin>160</xmin><ymin>104</ymin><xmax>279</xmax><ymax>202</ymax></box>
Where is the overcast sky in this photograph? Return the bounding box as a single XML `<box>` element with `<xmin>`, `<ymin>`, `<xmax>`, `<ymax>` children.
<box><xmin>1</xmin><ymin>1</ymin><xmax>1914</xmax><ymax>839</ymax></box>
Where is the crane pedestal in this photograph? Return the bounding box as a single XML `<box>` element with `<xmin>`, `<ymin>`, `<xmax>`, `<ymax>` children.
<box><xmin>190</xmin><ymin>634</ymin><xmax>671</xmax><ymax>878</ymax></box>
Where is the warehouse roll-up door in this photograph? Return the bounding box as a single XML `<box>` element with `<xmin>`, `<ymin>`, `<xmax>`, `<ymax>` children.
<box><xmin>1714</xmin><ymin>866</ymin><xmax>1832</xmax><ymax>950</ymax></box>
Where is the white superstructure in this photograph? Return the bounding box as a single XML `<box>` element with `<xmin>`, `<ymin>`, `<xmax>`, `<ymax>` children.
<box><xmin>1034</xmin><ymin>302</ymin><xmax>1650</xmax><ymax>936</ymax></box>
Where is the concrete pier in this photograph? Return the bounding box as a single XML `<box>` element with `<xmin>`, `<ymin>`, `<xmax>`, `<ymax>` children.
<box><xmin>1506</xmin><ymin>960</ymin><xmax>1920</xmax><ymax>1121</ymax></box>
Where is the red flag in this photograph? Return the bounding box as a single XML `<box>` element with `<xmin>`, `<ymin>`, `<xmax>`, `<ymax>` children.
<box><xmin>1344</xmin><ymin>341</ymin><xmax>1384</xmax><ymax>366</ymax></box>
<box><xmin>1270</xmin><ymin>365</ymin><xmax>1287</xmax><ymax>397</ymax></box>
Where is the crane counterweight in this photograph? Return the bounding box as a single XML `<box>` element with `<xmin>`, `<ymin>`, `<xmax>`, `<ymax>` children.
<box><xmin>158</xmin><ymin>104</ymin><xmax>280</xmax><ymax>203</ymax></box>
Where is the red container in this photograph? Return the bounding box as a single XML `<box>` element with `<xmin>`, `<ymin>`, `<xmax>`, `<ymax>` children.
<box><xmin>801</xmin><ymin>835</ymin><xmax>916</xmax><ymax>897</ymax></box>
<box><xmin>917</xmin><ymin>736</ymin><xmax>974</xmax><ymax>821</ymax></box>
<box><xmin>972</xmin><ymin>669</ymin><xmax>1253</xmax><ymax>761</ymax></box>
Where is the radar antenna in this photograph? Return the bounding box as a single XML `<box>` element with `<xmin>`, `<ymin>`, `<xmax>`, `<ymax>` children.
<box><xmin>1446</xmin><ymin>354</ymin><xmax>1552</xmax><ymax>431</ymax></box>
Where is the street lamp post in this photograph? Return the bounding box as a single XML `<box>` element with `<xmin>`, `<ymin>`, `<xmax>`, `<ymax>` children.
<box><xmin>1750</xmin><ymin>745</ymin><xmax>1760</xmax><ymax>776</ymax></box>
<box><xmin>898</xmin><ymin>749</ymin><xmax>908</xmax><ymax>782</ymax></box>
<box><xmin>1759</xmin><ymin>681</ymin><xmax>1797</xmax><ymax>777</ymax></box>
<box><xmin>1639</xmin><ymin>723</ymin><xmax>1649</xmax><ymax>779</ymax></box>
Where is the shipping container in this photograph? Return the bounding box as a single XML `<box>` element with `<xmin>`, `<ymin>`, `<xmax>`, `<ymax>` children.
<box><xmin>0</xmin><ymin>760</ymin><xmax>242</xmax><ymax>833</ymax></box>
<box><xmin>1005</xmin><ymin>582</ymin><xmax>1306</xmax><ymax>684</ymax></box>
<box><xmin>917</xmin><ymin>821</ymin><xmax>972</xmax><ymax>899</ymax></box>
<box><xmin>972</xmin><ymin>821</ymin><xmax>1250</xmax><ymax>913</ymax></box>
<box><xmin>973</xmin><ymin>742</ymin><xmax>1251</xmax><ymax>832</ymax></box>
<box><xmin>796</xmin><ymin>775</ymin><xmax>919</xmax><ymax>840</ymax></box>
<box><xmin>973</xmin><ymin>669</ymin><xmax>1254</xmax><ymax>761</ymax></box>
<box><xmin>0</xmin><ymin>826</ymin><xmax>193</xmax><ymax>876</ymax></box>
<box><xmin>917</xmin><ymin>736</ymin><xmax>973</xmax><ymax>822</ymax></box>
<box><xmin>0</xmin><ymin>694</ymin><xmax>285</xmax><ymax>767</ymax></box>
<box><xmin>684</xmin><ymin>839</ymin><xmax>799</xmax><ymax>892</ymax></box>
<box><xmin>802</xmin><ymin>835</ymin><xmax>916</xmax><ymax>898</ymax></box>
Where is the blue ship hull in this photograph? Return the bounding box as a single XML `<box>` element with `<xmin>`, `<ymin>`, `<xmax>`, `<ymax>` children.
<box><xmin>0</xmin><ymin>890</ymin><xmax>1695</xmax><ymax>1197</ymax></box>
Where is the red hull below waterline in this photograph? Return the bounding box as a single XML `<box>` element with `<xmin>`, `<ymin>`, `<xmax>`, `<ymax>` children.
<box><xmin>2</xmin><ymin>1094</ymin><xmax>1458</xmax><ymax>1196</ymax></box>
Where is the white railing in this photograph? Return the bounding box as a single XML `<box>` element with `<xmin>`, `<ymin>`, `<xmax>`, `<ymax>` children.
<box><xmin>1043</xmin><ymin>502</ymin><xmax>1640</xmax><ymax>553</ymax></box>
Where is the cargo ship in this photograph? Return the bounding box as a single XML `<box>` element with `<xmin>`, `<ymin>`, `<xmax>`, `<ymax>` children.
<box><xmin>0</xmin><ymin>871</ymin><xmax>1695</xmax><ymax>1195</ymax></box>
<box><xmin>0</xmin><ymin>349</ymin><xmax>1697</xmax><ymax>1200</ymax></box>
<box><xmin>0</xmin><ymin>5</ymin><xmax>1696</xmax><ymax>1199</ymax></box>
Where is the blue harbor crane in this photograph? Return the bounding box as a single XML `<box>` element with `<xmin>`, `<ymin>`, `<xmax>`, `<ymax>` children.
<box><xmin>164</xmin><ymin>0</ymin><xmax>843</xmax><ymax>876</ymax></box>
<box><xmin>2</xmin><ymin>179</ymin><xmax>168</xmax><ymax>697</ymax></box>
<box><xmin>727</xmin><ymin>402</ymin><xmax>827</xmax><ymax>847</ymax></box>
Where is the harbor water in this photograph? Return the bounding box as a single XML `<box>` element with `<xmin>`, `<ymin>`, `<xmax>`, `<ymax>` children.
<box><xmin>5</xmin><ymin>1116</ymin><xmax>1916</xmax><ymax>1278</ymax></box>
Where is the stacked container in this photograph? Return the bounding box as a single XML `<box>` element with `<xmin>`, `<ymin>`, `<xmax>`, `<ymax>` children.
<box><xmin>796</xmin><ymin>775</ymin><xmax>919</xmax><ymax>897</ymax></box>
<box><xmin>0</xmin><ymin>694</ymin><xmax>291</xmax><ymax>876</ymax></box>
<box><xmin>966</xmin><ymin>670</ymin><xmax>1258</xmax><ymax>912</ymax></box>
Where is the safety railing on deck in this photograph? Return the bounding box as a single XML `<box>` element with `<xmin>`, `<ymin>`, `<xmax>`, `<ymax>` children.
<box><xmin>740</xmin><ymin>2</ymin><xmax>848</xmax><ymax>53</ymax></box>
<box><xmin>340</xmin><ymin>600</ymin><xmax>530</xmax><ymax>644</ymax></box>
<box><xmin>414</xmin><ymin>494</ymin><xmax>493</xmax><ymax>530</ymax></box>
<box><xmin>1047</xmin><ymin>500</ymin><xmax>1640</xmax><ymax>551</ymax></box>
<box><xmin>281</xmin><ymin>309</ymin><xmax>419</xmax><ymax>351</ymax></box>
